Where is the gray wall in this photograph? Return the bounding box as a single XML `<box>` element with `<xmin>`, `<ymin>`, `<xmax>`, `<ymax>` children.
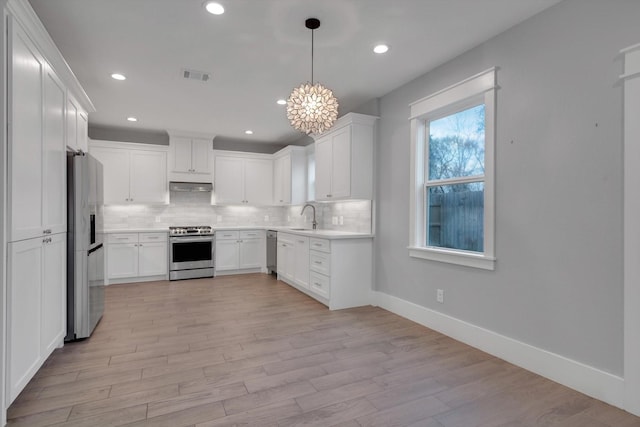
<box><xmin>89</xmin><ymin>126</ymin><xmax>304</xmax><ymax>153</ymax></box>
<box><xmin>89</xmin><ymin>125</ymin><xmax>169</xmax><ymax>145</ymax></box>
<box><xmin>374</xmin><ymin>0</ymin><xmax>639</xmax><ymax>376</ymax></box>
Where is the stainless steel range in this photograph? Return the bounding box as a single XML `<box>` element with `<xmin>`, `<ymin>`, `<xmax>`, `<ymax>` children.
<box><xmin>169</xmin><ymin>226</ymin><xmax>214</xmax><ymax>281</ymax></box>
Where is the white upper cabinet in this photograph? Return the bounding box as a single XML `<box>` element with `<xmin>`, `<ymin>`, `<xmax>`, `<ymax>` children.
<box><xmin>130</xmin><ymin>150</ymin><xmax>169</xmax><ymax>204</ymax></box>
<box><xmin>272</xmin><ymin>146</ymin><xmax>307</xmax><ymax>205</ymax></box>
<box><xmin>312</xmin><ymin>113</ymin><xmax>377</xmax><ymax>201</ymax></box>
<box><xmin>91</xmin><ymin>145</ymin><xmax>130</xmax><ymax>203</ymax></box>
<box><xmin>66</xmin><ymin>92</ymin><xmax>88</xmax><ymax>153</ymax></box>
<box><xmin>244</xmin><ymin>158</ymin><xmax>273</xmax><ymax>205</ymax></box>
<box><xmin>214</xmin><ymin>156</ymin><xmax>244</xmax><ymax>204</ymax></box>
<box><xmin>168</xmin><ymin>134</ymin><xmax>214</xmax><ymax>183</ymax></box>
<box><xmin>8</xmin><ymin>18</ymin><xmax>68</xmax><ymax>242</ymax></box>
<box><xmin>42</xmin><ymin>63</ymin><xmax>67</xmax><ymax>236</ymax></box>
<box><xmin>90</xmin><ymin>140</ymin><xmax>168</xmax><ymax>205</ymax></box>
<box><xmin>213</xmin><ymin>151</ymin><xmax>273</xmax><ymax>205</ymax></box>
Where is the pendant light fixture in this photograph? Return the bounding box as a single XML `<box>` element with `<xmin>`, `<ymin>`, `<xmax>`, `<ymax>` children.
<box><xmin>286</xmin><ymin>18</ymin><xmax>338</xmax><ymax>135</ymax></box>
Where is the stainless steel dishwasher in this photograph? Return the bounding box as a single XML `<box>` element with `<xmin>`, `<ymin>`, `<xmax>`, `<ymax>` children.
<box><xmin>266</xmin><ymin>230</ymin><xmax>277</xmax><ymax>275</ymax></box>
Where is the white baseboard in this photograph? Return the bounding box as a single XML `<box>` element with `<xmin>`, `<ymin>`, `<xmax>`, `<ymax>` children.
<box><xmin>371</xmin><ymin>291</ymin><xmax>625</xmax><ymax>409</ymax></box>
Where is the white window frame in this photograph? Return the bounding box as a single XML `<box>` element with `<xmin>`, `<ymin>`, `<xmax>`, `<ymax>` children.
<box><xmin>408</xmin><ymin>68</ymin><xmax>496</xmax><ymax>270</ymax></box>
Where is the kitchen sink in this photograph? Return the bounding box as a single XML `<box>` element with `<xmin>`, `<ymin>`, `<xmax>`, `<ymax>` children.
<box><xmin>289</xmin><ymin>228</ymin><xmax>312</xmax><ymax>231</ymax></box>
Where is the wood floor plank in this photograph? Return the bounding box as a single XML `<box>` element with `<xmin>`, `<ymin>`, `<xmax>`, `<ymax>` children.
<box><xmin>309</xmin><ymin>365</ymin><xmax>387</xmax><ymax>391</ymax></box>
<box><xmin>8</xmin><ymin>386</ymin><xmax>111</xmax><ymax>419</ymax></box>
<box><xmin>244</xmin><ymin>366</ymin><xmax>327</xmax><ymax>393</ymax></box>
<box><xmin>146</xmin><ymin>382</ymin><xmax>247</xmax><ymax>418</ymax></box>
<box><xmin>296</xmin><ymin>379</ymin><xmax>383</xmax><ymax>412</ymax></box>
<box><xmin>109</xmin><ymin>367</ymin><xmax>205</xmax><ymax>397</ymax></box>
<box><xmin>356</xmin><ymin>395</ymin><xmax>451</xmax><ymax>427</ymax></box>
<box><xmin>5</xmin><ymin>406</ymin><xmax>71</xmax><ymax>427</ymax></box>
<box><xmin>121</xmin><ymin>402</ymin><xmax>226</xmax><ymax>427</ymax></box>
<box><xmin>193</xmin><ymin>399</ymin><xmax>302</xmax><ymax>427</ymax></box>
<box><xmin>51</xmin><ymin>404</ymin><xmax>148</xmax><ymax>427</ymax></box>
<box><xmin>68</xmin><ymin>384</ymin><xmax>179</xmax><ymax>420</ymax></box>
<box><xmin>221</xmin><ymin>380</ymin><xmax>316</xmax><ymax>415</ymax></box>
<box><xmin>7</xmin><ymin>274</ymin><xmax>640</xmax><ymax>427</ymax></box>
<box><xmin>277</xmin><ymin>397</ymin><xmax>377</xmax><ymax>427</ymax></box>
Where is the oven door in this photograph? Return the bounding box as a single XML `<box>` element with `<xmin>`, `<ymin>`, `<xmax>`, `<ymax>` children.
<box><xmin>169</xmin><ymin>235</ymin><xmax>214</xmax><ymax>271</ymax></box>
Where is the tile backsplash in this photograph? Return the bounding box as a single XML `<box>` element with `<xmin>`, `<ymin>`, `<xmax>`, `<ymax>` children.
<box><xmin>104</xmin><ymin>191</ymin><xmax>372</xmax><ymax>234</ymax></box>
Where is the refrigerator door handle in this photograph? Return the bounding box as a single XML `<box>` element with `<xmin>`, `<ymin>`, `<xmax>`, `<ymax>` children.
<box><xmin>88</xmin><ymin>243</ymin><xmax>103</xmax><ymax>255</ymax></box>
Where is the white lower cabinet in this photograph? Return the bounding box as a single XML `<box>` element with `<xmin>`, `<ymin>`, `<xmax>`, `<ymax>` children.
<box><xmin>277</xmin><ymin>235</ymin><xmax>295</xmax><ymax>282</ymax></box>
<box><xmin>277</xmin><ymin>233</ymin><xmax>310</xmax><ymax>289</ymax></box>
<box><xmin>277</xmin><ymin>234</ymin><xmax>372</xmax><ymax>310</ymax></box>
<box><xmin>215</xmin><ymin>233</ymin><xmax>240</xmax><ymax>271</ymax></box>
<box><xmin>7</xmin><ymin>233</ymin><xmax>66</xmax><ymax>404</ymax></box>
<box><xmin>106</xmin><ymin>232</ymin><xmax>167</xmax><ymax>284</ymax></box>
<box><xmin>293</xmin><ymin>236</ymin><xmax>310</xmax><ymax>289</ymax></box>
<box><xmin>215</xmin><ymin>230</ymin><xmax>266</xmax><ymax>274</ymax></box>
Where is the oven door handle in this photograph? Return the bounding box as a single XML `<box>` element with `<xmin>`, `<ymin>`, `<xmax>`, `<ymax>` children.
<box><xmin>170</xmin><ymin>236</ymin><xmax>214</xmax><ymax>243</ymax></box>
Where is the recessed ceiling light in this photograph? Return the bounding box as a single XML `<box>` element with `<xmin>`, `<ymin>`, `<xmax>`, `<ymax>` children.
<box><xmin>205</xmin><ymin>2</ymin><xmax>224</xmax><ymax>15</ymax></box>
<box><xmin>111</xmin><ymin>73</ymin><xmax>126</xmax><ymax>80</ymax></box>
<box><xmin>127</xmin><ymin>117</ymin><xmax>138</xmax><ymax>122</ymax></box>
<box><xmin>373</xmin><ymin>44</ymin><xmax>390</xmax><ymax>54</ymax></box>
<box><xmin>245</xmin><ymin>130</ymin><xmax>253</xmax><ymax>135</ymax></box>
<box><xmin>276</xmin><ymin>99</ymin><xmax>287</xmax><ymax>105</ymax></box>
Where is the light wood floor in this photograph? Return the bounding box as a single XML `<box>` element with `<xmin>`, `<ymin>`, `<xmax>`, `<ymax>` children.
<box><xmin>7</xmin><ymin>274</ymin><xmax>640</xmax><ymax>426</ymax></box>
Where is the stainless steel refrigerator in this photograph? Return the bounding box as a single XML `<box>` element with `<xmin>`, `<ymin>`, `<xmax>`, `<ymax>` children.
<box><xmin>66</xmin><ymin>151</ymin><xmax>105</xmax><ymax>341</ymax></box>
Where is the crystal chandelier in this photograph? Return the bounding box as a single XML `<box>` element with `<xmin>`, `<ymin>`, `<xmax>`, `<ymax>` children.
<box><xmin>286</xmin><ymin>18</ymin><xmax>338</xmax><ymax>135</ymax></box>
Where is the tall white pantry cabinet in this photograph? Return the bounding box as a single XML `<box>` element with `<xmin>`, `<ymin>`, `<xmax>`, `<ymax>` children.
<box><xmin>2</xmin><ymin>0</ymin><xmax>95</xmax><ymax>417</ymax></box>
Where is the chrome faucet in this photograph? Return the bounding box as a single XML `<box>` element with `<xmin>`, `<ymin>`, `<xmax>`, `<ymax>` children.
<box><xmin>300</xmin><ymin>203</ymin><xmax>317</xmax><ymax>230</ymax></box>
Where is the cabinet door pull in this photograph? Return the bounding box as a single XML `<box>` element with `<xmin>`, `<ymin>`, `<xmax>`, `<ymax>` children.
<box><xmin>314</xmin><ymin>261</ymin><xmax>322</xmax><ymax>264</ymax></box>
<box><xmin>43</xmin><ymin>229</ymin><xmax>52</xmax><ymax>234</ymax></box>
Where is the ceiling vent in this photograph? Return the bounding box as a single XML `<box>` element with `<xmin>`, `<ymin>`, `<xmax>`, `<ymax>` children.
<box><xmin>182</xmin><ymin>68</ymin><xmax>211</xmax><ymax>82</ymax></box>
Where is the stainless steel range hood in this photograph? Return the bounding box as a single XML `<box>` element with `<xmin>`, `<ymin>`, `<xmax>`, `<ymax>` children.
<box><xmin>169</xmin><ymin>181</ymin><xmax>213</xmax><ymax>192</ymax></box>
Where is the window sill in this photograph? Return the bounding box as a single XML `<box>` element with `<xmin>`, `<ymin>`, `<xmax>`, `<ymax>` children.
<box><xmin>408</xmin><ymin>246</ymin><xmax>495</xmax><ymax>270</ymax></box>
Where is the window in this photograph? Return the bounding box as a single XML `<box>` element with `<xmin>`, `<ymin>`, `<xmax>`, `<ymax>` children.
<box><xmin>409</xmin><ymin>68</ymin><xmax>496</xmax><ymax>270</ymax></box>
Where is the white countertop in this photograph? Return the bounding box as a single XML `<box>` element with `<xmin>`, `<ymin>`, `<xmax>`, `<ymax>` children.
<box><xmin>104</xmin><ymin>226</ymin><xmax>373</xmax><ymax>239</ymax></box>
<box><xmin>103</xmin><ymin>228</ymin><xmax>169</xmax><ymax>233</ymax></box>
<box><xmin>270</xmin><ymin>228</ymin><xmax>374</xmax><ymax>239</ymax></box>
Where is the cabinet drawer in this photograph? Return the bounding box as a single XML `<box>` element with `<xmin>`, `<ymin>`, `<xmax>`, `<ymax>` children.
<box><xmin>240</xmin><ymin>230</ymin><xmax>263</xmax><ymax>239</ymax></box>
<box><xmin>107</xmin><ymin>233</ymin><xmax>138</xmax><ymax>244</ymax></box>
<box><xmin>309</xmin><ymin>238</ymin><xmax>330</xmax><ymax>253</ymax></box>
<box><xmin>310</xmin><ymin>271</ymin><xmax>330</xmax><ymax>299</ymax></box>
<box><xmin>216</xmin><ymin>231</ymin><xmax>239</xmax><ymax>240</ymax></box>
<box><xmin>139</xmin><ymin>232</ymin><xmax>167</xmax><ymax>243</ymax></box>
<box><xmin>310</xmin><ymin>250</ymin><xmax>331</xmax><ymax>276</ymax></box>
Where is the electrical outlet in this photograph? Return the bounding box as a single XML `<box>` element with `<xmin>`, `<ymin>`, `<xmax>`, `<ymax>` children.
<box><xmin>155</xmin><ymin>216</ymin><xmax>161</xmax><ymax>223</ymax></box>
<box><xmin>339</xmin><ymin>216</ymin><xmax>344</xmax><ymax>225</ymax></box>
<box><xmin>287</xmin><ymin>215</ymin><xmax>290</xmax><ymax>222</ymax></box>
<box><xmin>332</xmin><ymin>216</ymin><xmax>338</xmax><ymax>225</ymax></box>
<box><xmin>264</xmin><ymin>215</ymin><xmax>269</xmax><ymax>222</ymax></box>
<box><xmin>217</xmin><ymin>215</ymin><xmax>222</xmax><ymax>222</ymax></box>
<box><xmin>437</xmin><ymin>289</ymin><xmax>444</xmax><ymax>303</ymax></box>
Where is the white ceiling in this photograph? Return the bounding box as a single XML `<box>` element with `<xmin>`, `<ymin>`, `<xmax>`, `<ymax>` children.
<box><xmin>29</xmin><ymin>0</ymin><xmax>561</xmax><ymax>144</ymax></box>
